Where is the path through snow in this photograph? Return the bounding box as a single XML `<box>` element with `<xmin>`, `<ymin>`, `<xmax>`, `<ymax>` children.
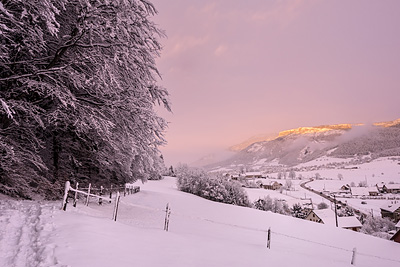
<box><xmin>0</xmin><ymin>197</ymin><xmax>65</xmax><ymax>267</ymax></box>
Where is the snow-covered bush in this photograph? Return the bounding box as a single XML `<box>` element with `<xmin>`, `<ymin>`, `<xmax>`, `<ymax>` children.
<box><xmin>175</xmin><ymin>164</ymin><xmax>250</xmax><ymax>207</ymax></box>
<box><xmin>253</xmin><ymin>196</ymin><xmax>290</xmax><ymax>215</ymax></box>
<box><xmin>338</xmin><ymin>206</ymin><xmax>354</xmax><ymax>217</ymax></box>
<box><xmin>317</xmin><ymin>202</ymin><xmax>329</xmax><ymax>209</ymax></box>
<box><xmin>360</xmin><ymin>215</ymin><xmax>395</xmax><ymax>239</ymax></box>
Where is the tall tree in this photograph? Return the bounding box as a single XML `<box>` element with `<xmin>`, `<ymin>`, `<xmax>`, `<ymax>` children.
<box><xmin>0</xmin><ymin>0</ymin><xmax>170</xmax><ymax>198</ymax></box>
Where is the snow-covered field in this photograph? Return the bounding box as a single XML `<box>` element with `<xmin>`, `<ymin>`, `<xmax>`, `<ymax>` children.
<box><xmin>299</xmin><ymin>157</ymin><xmax>400</xmax><ymax>185</ymax></box>
<box><xmin>1</xmin><ymin>177</ymin><xmax>400</xmax><ymax>267</ymax></box>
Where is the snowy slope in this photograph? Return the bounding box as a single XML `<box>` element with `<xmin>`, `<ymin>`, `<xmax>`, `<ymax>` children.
<box><xmin>1</xmin><ymin>177</ymin><xmax>400</xmax><ymax>267</ymax></box>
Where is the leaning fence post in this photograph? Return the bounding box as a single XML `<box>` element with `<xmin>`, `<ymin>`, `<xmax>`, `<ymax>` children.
<box><xmin>351</xmin><ymin>247</ymin><xmax>356</xmax><ymax>265</ymax></box>
<box><xmin>112</xmin><ymin>191</ymin><xmax>121</xmax><ymax>221</ymax></box>
<box><xmin>73</xmin><ymin>182</ymin><xmax>79</xmax><ymax>207</ymax></box>
<box><xmin>61</xmin><ymin>181</ymin><xmax>70</xmax><ymax>211</ymax></box>
<box><xmin>85</xmin><ymin>183</ymin><xmax>91</xmax><ymax>206</ymax></box>
<box><xmin>267</xmin><ymin>228</ymin><xmax>271</xmax><ymax>249</ymax></box>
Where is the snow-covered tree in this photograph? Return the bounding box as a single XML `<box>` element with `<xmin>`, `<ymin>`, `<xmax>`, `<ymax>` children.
<box><xmin>360</xmin><ymin>215</ymin><xmax>395</xmax><ymax>239</ymax></box>
<box><xmin>291</xmin><ymin>203</ymin><xmax>307</xmax><ymax>219</ymax></box>
<box><xmin>254</xmin><ymin>196</ymin><xmax>290</xmax><ymax>215</ymax></box>
<box><xmin>0</xmin><ymin>0</ymin><xmax>170</xmax><ymax>198</ymax></box>
<box><xmin>175</xmin><ymin>164</ymin><xmax>250</xmax><ymax>207</ymax></box>
<box><xmin>284</xmin><ymin>179</ymin><xmax>293</xmax><ymax>191</ymax></box>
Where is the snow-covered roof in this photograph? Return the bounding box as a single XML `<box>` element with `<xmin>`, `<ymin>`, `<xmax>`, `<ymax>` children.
<box><xmin>338</xmin><ymin>216</ymin><xmax>362</xmax><ymax>228</ymax></box>
<box><xmin>381</xmin><ymin>203</ymin><xmax>400</xmax><ymax>213</ymax></box>
<box><xmin>350</xmin><ymin>187</ymin><xmax>378</xmax><ymax>196</ymax></box>
<box><xmin>384</xmin><ymin>183</ymin><xmax>400</xmax><ymax>190</ymax></box>
<box><xmin>245</xmin><ymin>172</ymin><xmax>262</xmax><ymax>176</ymax></box>
<box><xmin>396</xmin><ymin>221</ymin><xmax>400</xmax><ymax>228</ymax></box>
<box><xmin>311</xmin><ymin>209</ymin><xmax>362</xmax><ymax>228</ymax></box>
<box><xmin>312</xmin><ymin>209</ymin><xmax>336</xmax><ymax>225</ymax></box>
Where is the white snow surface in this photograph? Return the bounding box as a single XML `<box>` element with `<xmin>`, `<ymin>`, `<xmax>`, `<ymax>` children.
<box><xmin>1</xmin><ymin>177</ymin><xmax>400</xmax><ymax>267</ymax></box>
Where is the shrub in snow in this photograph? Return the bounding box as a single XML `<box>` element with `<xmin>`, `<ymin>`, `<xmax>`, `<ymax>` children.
<box><xmin>358</xmin><ymin>181</ymin><xmax>368</xmax><ymax>187</ymax></box>
<box><xmin>243</xmin><ymin>181</ymin><xmax>259</xmax><ymax>188</ymax></box>
<box><xmin>360</xmin><ymin>215</ymin><xmax>395</xmax><ymax>239</ymax></box>
<box><xmin>253</xmin><ymin>196</ymin><xmax>290</xmax><ymax>215</ymax></box>
<box><xmin>317</xmin><ymin>202</ymin><xmax>329</xmax><ymax>210</ymax></box>
<box><xmin>175</xmin><ymin>164</ymin><xmax>250</xmax><ymax>207</ymax></box>
<box><xmin>338</xmin><ymin>206</ymin><xmax>354</xmax><ymax>217</ymax></box>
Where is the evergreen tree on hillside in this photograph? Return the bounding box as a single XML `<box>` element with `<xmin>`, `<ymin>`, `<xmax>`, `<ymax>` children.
<box><xmin>0</xmin><ymin>0</ymin><xmax>170</xmax><ymax>198</ymax></box>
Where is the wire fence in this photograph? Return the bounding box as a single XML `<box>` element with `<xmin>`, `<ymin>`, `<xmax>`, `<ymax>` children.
<box><xmin>61</xmin><ymin>181</ymin><xmax>400</xmax><ymax>265</ymax></box>
<box><xmin>116</xmin><ymin>198</ymin><xmax>400</xmax><ymax>265</ymax></box>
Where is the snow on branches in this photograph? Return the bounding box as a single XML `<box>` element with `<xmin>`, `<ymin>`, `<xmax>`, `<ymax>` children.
<box><xmin>0</xmin><ymin>0</ymin><xmax>170</xmax><ymax>198</ymax></box>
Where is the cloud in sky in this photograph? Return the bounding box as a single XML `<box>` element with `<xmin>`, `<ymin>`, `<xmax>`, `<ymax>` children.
<box><xmin>152</xmin><ymin>0</ymin><xmax>400</xmax><ymax>166</ymax></box>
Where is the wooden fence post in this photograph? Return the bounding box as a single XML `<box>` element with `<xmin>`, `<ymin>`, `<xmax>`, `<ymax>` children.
<box><xmin>85</xmin><ymin>183</ymin><xmax>91</xmax><ymax>206</ymax></box>
<box><xmin>351</xmin><ymin>247</ymin><xmax>356</xmax><ymax>265</ymax></box>
<box><xmin>99</xmin><ymin>186</ymin><xmax>104</xmax><ymax>205</ymax></box>
<box><xmin>164</xmin><ymin>203</ymin><xmax>171</xmax><ymax>231</ymax></box>
<box><xmin>61</xmin><ymin>181</ymin><xmax>70</xmax><ymax>211</ymax></box>
<box><xmin>113</xmin><ymin>191</ymin><xmax>121</xmax><ymax>221</ymax></box>
<box><xmin>267</xmin><ymin>228</ymin><xmax>271</xmax><ymax>249</ymax></box>
<box><xmin>73</xmin><ymin>182</ymin><xmax>79</xmax><ymax>207</ymax></box>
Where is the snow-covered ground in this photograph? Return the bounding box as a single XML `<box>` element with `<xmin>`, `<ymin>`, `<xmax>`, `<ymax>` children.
<box><xmin>299</xmin><ymin>157</ymin><xmax>400</xmax><ymax>185</ymax></box>
<box><xmin>1</xmin><ymin>177</ymin><xmax>400</xmax><ymax>267</ymax></box>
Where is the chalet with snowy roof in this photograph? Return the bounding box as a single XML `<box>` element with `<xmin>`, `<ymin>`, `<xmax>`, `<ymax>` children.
<box><xmin>339</xmin><ymin>216</ymin><xmax>363</xmax><ymax>232</ymax></box>
<box><xmin>305</xmin><ymin>209</ymin><xmax>362</xmax><ymax>231</ymax></box>
<box><xmin>376</xmin><ymin>183</ymin><xmax>385</xmax><ymax>193</ymax></box>
<box><xmin>244</xmin><ymin>172</ymin><xmax>263</xmax><ymax>179</ymax></box>
<box><xmin>390</xmin><ymin>229</ymin><xmax>400</xmax><ymax>243</ymax></box>
<box><xmin>340</xmin><ymin>184</ymin><xmax>350</xmax><ymax>191</ymax></box>
<box><xmin>380</xmin><ymin>203</ymin><xmax>400</xmax><ymax>223</ymax></box>
<box><xmin>383</xmin><ymin>184</ymin><xmax>400</xmax><ymax>194</ymax></box>
<box><xmin>396</xmin><ymin>221</ymin><xmax>400</xmax><ymax>231</ymax></box>
<box><xmin>349</xmin><ymin>187</ymin><xmax>379</xmax><ymax>197</ymax></box>
<box><xmin>261</xmin><ymin>181</ymin><xmax>283</xmax><ymax>191</ymax></box>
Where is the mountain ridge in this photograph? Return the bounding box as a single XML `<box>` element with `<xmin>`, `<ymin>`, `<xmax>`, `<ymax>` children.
<box><xmin>204</xmin><ymin>118</ymin><xmax>400</xmax><ymax>171</ymax></box>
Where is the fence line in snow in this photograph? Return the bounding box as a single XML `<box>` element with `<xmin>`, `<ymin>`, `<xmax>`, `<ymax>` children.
<box><xmin>114</xmin><ymin>198</ymin><xmax>400</xmax><ymax>265</ymax></box>
<box><xmin>60</xmin><ymin>182</ymin><xmax>400</xmax><ymax>264</ymax></box>
<box><xmin>61</xmin><ymin>181</ymin><xmax>140</xmax><ymax>221</ymax></box>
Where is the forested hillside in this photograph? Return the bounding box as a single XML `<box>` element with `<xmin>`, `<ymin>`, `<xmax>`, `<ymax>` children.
<box><xmin>0</xmin><ymin>0</ymin><xmax>169</xmax><ymax>199</ymax></box>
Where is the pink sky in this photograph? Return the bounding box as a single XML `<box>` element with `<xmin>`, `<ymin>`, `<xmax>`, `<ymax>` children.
<box><xmin>151</xmin><ymin>0</ymin><xmax>400</xmax><ymax>166</ymax></box>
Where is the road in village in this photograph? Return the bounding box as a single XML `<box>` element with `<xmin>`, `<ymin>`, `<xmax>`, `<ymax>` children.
<box><xmin>300</xmin><ymin>180</ymin><xmax>367</xmax><ymax>217</ymax></box>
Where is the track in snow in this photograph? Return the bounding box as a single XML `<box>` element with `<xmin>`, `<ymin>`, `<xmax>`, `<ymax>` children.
<box><xmin>0</xmin><ymin>198</ymin><xmax>64</xmax><ymax>267</ymax></box>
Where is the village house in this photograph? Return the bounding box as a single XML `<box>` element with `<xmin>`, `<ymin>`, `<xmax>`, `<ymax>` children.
<box><xmin>340</xmin><ymin>184</ymin><xmax>350</xmax><ymax>191</ymax></box>
<box><xmin>305</xmin><ymin>209</ymin><xmax>362</xmax><ymax>232</ymax></box>
<box><xmin>396</xmin><ymin>220</ymin><xmax>400</xmax><ymax>232</ymax></box>
<box><xmin>376</xmin><ymin>183</ymin><xmax>385</xmax><ymax>193</ymax></box>
<box><xmin>338</xmin><ymin>216</ymin><xmax>363</xmax><ymax>232</ymax></box>
<box><xmin>380</xmin><ymin>203</ymin><xmax>400</xmax><ymax>223</ymax></box>
<box><xmin>349</xmin><ymin>186</ymin><xmax>379</xmax><ymax>197</ymax></box>
<box><xmin>383</xmin><ymin>184</ymin><xmax>400</xmax><ymax>194</ymax></box>
<box><xmin>244</xmin><ymin>172</ymin><xmax>263</xmax><ymax>179</ymax></box>
<box><xmin>390</xmin><ymin>229</ymin><xmax>400</xmax><ymax>243</ymax></box>
<box><xmin>261</xmin><ymin>181</ymin><xmax>283</xmax><ymax>190</ymax></box>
